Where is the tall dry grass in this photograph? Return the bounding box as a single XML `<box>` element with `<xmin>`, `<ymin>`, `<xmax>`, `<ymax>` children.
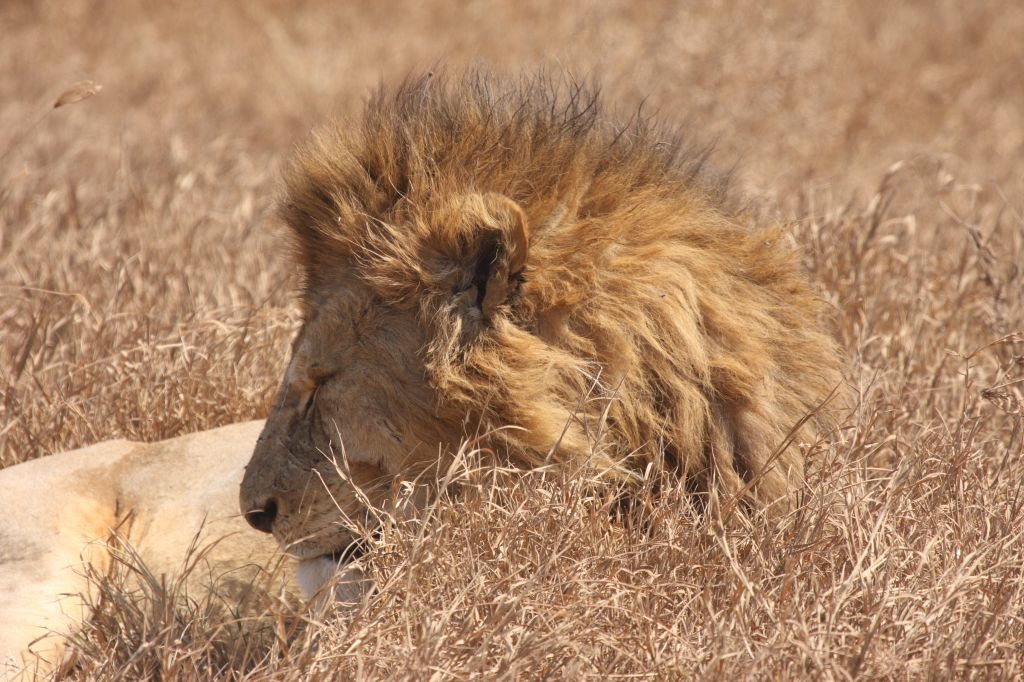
<box><xmin>1</xmin><ymin>0</ymin><xmax>1022</xmax><ymax>679</ymax></box>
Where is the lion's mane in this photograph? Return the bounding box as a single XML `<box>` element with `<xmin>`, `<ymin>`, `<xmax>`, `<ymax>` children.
<box><xmin>279</xmin><ymin>70</ymin><xmax>843</xmax><ymax>509</ymax></box>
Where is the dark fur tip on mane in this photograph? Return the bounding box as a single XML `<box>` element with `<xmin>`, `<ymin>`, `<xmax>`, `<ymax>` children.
<box><xmin>386</xmin><ymin>67</ymin><xmax>733</xmax><ymax>191</ymax></box>
<box><xmin>277</xmin><ymin>67</ymin><xmax>736</xmax><ymax>288</ymax></box>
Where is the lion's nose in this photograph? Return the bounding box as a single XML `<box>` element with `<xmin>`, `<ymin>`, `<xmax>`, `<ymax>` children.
<box><xmin>243</xmin><ymin>498</ymin><xmax>279</xmax><ymax>534</ymax></box>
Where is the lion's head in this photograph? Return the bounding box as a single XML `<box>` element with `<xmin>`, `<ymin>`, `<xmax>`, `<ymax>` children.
<box><xmin>239</xmin><ymin>71</ymin><xmax>843</xmax><ymax>595</ymax></box>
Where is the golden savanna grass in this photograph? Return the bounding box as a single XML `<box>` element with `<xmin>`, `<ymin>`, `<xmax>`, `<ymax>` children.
<box><xmin>2</xmin><ymin>0</ymin><xmax>1023</xmax><ymax>679</ymax></box>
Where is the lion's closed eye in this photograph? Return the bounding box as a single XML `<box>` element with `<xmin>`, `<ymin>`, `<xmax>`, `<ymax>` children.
<box><xmin>298</xmin><ymin>386</ymin><xmax>318</xmax><ymax>418</ymax></box>
<box><xmin>302</xmin><ymin>369</ymin><xmax>343</xmax><ymax>412</ymax></box>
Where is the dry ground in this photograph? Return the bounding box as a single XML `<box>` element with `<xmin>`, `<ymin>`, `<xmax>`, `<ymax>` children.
<box><xmin>2</xmin><ymin>0</ymin><xmax>1023</xmax><ymax>679</ymax></box>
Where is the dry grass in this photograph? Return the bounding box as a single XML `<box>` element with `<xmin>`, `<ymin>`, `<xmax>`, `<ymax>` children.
<box><xmin>2</xmin><ymin>0</ymin><xmax>1023</xmax><ymax>678</ymax></box>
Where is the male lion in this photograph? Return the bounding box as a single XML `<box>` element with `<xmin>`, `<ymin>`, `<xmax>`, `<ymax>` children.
<box><xmin>0</xmin><ymin>70</ymin><xmax>843</xmax><ymax>678</ymax></box>
<box><xmin>239</xmin><ymin>71</ymin><xmax>845</xmax><ymax>597</ymax></box>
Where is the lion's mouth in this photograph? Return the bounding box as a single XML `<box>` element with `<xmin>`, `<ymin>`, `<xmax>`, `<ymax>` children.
<box><xmin>284</xmin><ymin>535</ymin><xmax>373</xmax><ymax>563</ymax></box>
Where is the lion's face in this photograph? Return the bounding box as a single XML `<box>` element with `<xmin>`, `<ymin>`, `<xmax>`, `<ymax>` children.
<box><xmin>239</xmin><ymin>282</ymin><xmax>435</xmax><ymax>561</ymax></box>
<box><xmin>239</xmin><ymin>192</ymin><xmax>531</xmax><ymax>576</ymax></box>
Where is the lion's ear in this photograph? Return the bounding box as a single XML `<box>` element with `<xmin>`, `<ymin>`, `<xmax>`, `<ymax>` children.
<box><xmin>464</xmin><ymin>193</ymin><xmax>530</xmax><ymax>319</ymax></box>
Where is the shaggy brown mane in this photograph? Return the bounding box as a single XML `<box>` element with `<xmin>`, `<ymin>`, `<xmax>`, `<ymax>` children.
<box><xmin>277</xmin><ymin>69</ymin><xmax>844</xmax><ymax>511</ymax></box>
<box><xmin>281</xmin><ymin>71</ymin><xmax>731</xmax><ymax>285</ymax></box>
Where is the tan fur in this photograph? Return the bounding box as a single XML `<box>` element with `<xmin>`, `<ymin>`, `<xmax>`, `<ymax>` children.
<box><xmin>0</xmin><ymin>422</ymin><xmax>299</xmax><ymax>681</ymax></box>
<box><xmin>240</xmin><ymin>70</ymin><xmax>845</xmax><ymax>571</ymax></box>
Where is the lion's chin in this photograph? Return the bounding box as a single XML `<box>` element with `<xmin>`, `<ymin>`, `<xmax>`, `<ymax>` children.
<box><xmin>295</xmin><ymin>556</ymin><xmax>369</xmax><ymax>604</ymax></box>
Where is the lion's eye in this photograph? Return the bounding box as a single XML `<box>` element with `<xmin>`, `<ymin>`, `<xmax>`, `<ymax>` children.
<box><xmin>298</xmin><ymin>387</ymin><xmax>317</xmax><ymax>418</ymax></box>
<box><xmin>299</xmin><ymin>370</ymin><xmax>338</xmax><ymax>418</ymax></box>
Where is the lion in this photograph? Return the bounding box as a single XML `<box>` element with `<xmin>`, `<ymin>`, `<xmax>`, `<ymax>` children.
<box><xmin>239</xmin><ymin>70</ymin><xmax>845</xmax><ymax>598</ymax></box>
<box><xmin>0</xmin><ymin>422</ymin><xmax>318</xmax><ymax>680</ymax></box>
<box><xmin>1</xmin><ymin>69</ymin><xmax>844</xmax><ymax>678</ymax></box>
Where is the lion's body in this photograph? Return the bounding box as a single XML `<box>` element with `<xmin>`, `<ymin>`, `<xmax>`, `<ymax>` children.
<box><xmin>0</xmin><ymin>421</ymin><xmax>296</xmax><ymax>680</ymax></box>
<box><xmin>240</xmin><ymin>71</ymin><xmax>845</xmax><ymax>577</ymax></box>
